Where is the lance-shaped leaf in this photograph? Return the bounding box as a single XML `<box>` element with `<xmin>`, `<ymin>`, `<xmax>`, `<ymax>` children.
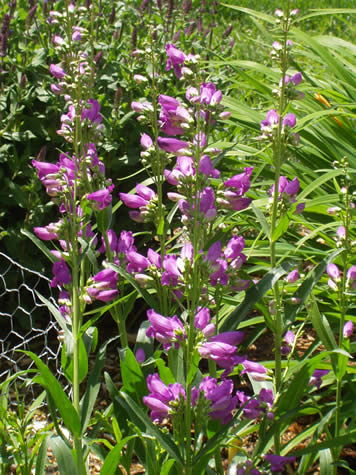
<box><xmin>220</xmin><ymin>260</ymin><xmax>296</xmax><ymax>332</ymax></box>
<box><xmin>23</xmin><ymin>351</ymin><xmax>81</xmax><ymax>438</ymax></box>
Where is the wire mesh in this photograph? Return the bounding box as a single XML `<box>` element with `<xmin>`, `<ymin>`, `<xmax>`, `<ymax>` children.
<box><xmin>0</xmin><ymin>251</ymin><xmax>63</xmax><ymax>403</ymax></box>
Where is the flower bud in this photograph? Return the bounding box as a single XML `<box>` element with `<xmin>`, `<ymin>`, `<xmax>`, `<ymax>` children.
<box><xmin>343</xmin><ymin>321</ymin><xmax>354</xmax><ymax>339</ymax></box>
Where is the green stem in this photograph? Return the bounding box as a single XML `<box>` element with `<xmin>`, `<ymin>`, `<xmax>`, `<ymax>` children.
<box><xmin>71</xmin><ymin>255</ymin><xmax>85</xmax><ymax>475</ymax></box>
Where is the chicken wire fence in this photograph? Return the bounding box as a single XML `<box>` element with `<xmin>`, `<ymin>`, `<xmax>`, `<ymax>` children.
<box><xmin>0</xmin><ymin>251</ymin><xmax>64</xmax><ymax>404</ymax></box>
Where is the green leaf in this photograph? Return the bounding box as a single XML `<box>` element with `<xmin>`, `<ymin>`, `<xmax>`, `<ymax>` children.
<box><xmin>35</xmin><ymin>291</ymin><xmax>72</xmax><ymax>340</ymax></box>
<box><xmin>250</xmin><ymin>202</ymin><xmax>270</xmax><ymax>239</ymax></box>
<box><xmin>220</xmin><ymin>260</ymin><xmax>296</xmax><ymax>332</ymax></box>
<box><xmin>35</xmin><ymin>437</ymin><xmax>49</xmax><ymax>475</ymax></box>
<box><xmin>21</xmin><ymin>229</ymin><xmax>56</xmax><ymax>263</ymax></box>
<box><xmin>320</xmin><ymin>449</ymin><xmax>333</xmax><ymax>475</ymax></box>
<box><xmin>48</xmin><ymin>435</ymin><xmax>78</xmax><ymax>475</ymax></box>
<box><xmin>108</xmin><ymin>263</ymin><xmax>159</xmax><ymax>310</ymax></box>
<box><xmin>309</xmin><ymin>298</ymin><xmax>337</xmax><ymax>351</ymax></box>
<box><xmin>119</xmin><ymin>348</ymin><xmax>146</xmax><ymax>404</ymax></box>
<box><xmin>80</xmin><ymin>337</ymin><xmax>117</xmax><ymax>435</ymax></box>
<box><xmin>272</xmin><ymin>213</ymin><xmax>290</xmax><ymax>242</ymax></box>
<box><xmin>294</xmin><ymin>431</ymin><xmax>356</xmax><ymax>456</ymax></box>
<box><xmin>161</xmin><ymin>459</ymin><xmax>176</xmax><ymax>475</ymax></box>
<box><xmin>284</xmin><ymin>248</ymin><xmax>344</xmax><ymax>326</ymax></box>
<box><xmin>298</xmin><ymin>169</ymin><xmax>345</xmax><ymax>200</ymax></box>
<box><xmin>221</xmin><ymin>5</ymin><xmax>275</xmax><ymax>24</ymax></box>
<box><xmin>23</xmin><ymin>351</ymin><xmax>81</xmax><ymax>438</ymax></box>
<box><xmin>100</xmin><ymin>435</ymin><xmax>137</xmax><ymax>475</ymax></box>
<box><xmin>61</xmin><ymin>336</ymin><xmax>88</xmax><ymax>384</ymax></box>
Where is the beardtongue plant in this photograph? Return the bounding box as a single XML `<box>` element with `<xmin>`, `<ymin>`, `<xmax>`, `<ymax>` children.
<box><xmin>103</xmin><ymin>32</ymin><xmax>305</xmax><ymax>473</ymax></box>
<box><xmin>26</xmin><ymin>3</ymin><xmax>137</xmax><ymax>473</ymax></box>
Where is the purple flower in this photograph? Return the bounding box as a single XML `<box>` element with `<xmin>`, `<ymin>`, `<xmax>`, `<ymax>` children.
<box><xmin>157</xmin><ymin>137</ymin><xmax>189</xmax><ymax>153</ymax></box>
<box><xmin>198</xmin><ymin>377</ymin><xmax>237</xmax><ymax>424</ymax></box>
<box><xmin>146</xmin><ymin>309</ymin><xmax>185</xmax><ymax>350</ymax></box>
<box><xmin>261</xmin><ymin>109</ymin><xmax>279</xmax><ymax>130</ymax></box>
<box><xmin>224</xmin><ymin>236</ymin><xmax>245</xmax><ymax>260</ymax></box>
<box><xmin>161</xmin><ymin>255</ymin><xmax>183</xmax><ymax>287</ymax></box>
<box><xmin>51</xmin><ymin>259</ymin><xmax>71</xmax><ymax>287</ymax></box>
<box><xmin>224</xmin><ymin>167</ymin><xmax>253</xmax><ymax>194</ymax></box>
<box><xmin>291</xmin><ymin>72</ymin><xmax>302</xmax><ymax>85</ymax></box>
<box><xmin>282</xmin><ymin>113</ymin><xmax>296</xmax><ymax>128</ymax></box>
<box><xmin>199</xmin><ymin>332</ymin><xmax>244</xmax><ymax>376</ymax></box>
<box><xmin>143</xmin><ymin>373</ymin><xmax>186</xmax><ymax>422</ymax></box>
<box><xmin>326</xmin><ymin>263</ymin><xmax>341</xmax><ymax>281</ymax></box>
<box><xmin>336</xmin><ymin>226</ymin><xmax>346</xmax><ymax>240</ymax></box>
<box><xmin>199</xmin><ymin>187</ymin><xmax>217</xmax><ymax>221</ymax></box>
<box><xmin>50</xmin><ymin>63</ymin><xmax>66</xmax><ymax>79</ymax></box>
<box><xmin>165</xmin><ymin>43</ymin><xmax>187</xmax><ymax>79</ymax></box>
<box><xmin>199</xmin><ymin>155</ymin><xmax>220</xmax><ymax>178</ymax></box>
<box><xmin>158</xmin><ymin>94</ymin><xmax>192</xmax><ymax>136</ymax></box>
<box><xmin>86</xmin><ymin>268</ymin><xmax>119</xmax><ymax>303</ymax></box>
<box><xmin>135</xmin><ymin>348</ymin><xmax>145</xmax><ymax>363</ymax></box>
<box><xmin>237</xmin><ymin>388</ymin><xmax>274</xmax><ymax>420</ymax></box>
<box><xmin>126</xmin><ymin>251</ymin><xmax>150</xmax><ymax>273</ymax></box>
<box><xmin>141</xmin><ymin>133</ymin><xmax>153</xmax><ymax>149</ymax></box>
<box><xmin>241</xmin><ymin>360</ymin><xmax>268</xmax><ymax>381</ymax></box>
<box><xmin>264</xmin><ymin>454</ymin><xmax>296</xmax><ymax>473</ymax></box>
<box><xmin>286</xmin><ymin>269</ymin><xmax>299</xmax><ymax>283</ymax></box>
<box><xmin>87</xmin><ymin>185</ymin><xmax>114</xmax><ymax>210</ymax></box>
<box><xmin>347</xmin><ymin>265</ymin><xmax>356</xmax><ymax>280</ymax></box>
<box><xmin>308</xmin><ymin>369</ymin><xmax>329</xmax><ymax>390</ymax></box>
<box><xmin>343</xmin><ymin>321</ymin><xmax>354</xmax><ymax>339</ymax></box>
<box><xmin>81</xmin><ymin>99</ymin><xmax>102</xmax><ymax>124</ymax></box>
<box><xmin>281</xmin><ymin>330</ymin><xmax>295</xmax><ymax>355</ymax></box>
<box><xmin>194</xmin><ymin>307</ymin><xmax>212</xmax><ymax>331</ymax></box>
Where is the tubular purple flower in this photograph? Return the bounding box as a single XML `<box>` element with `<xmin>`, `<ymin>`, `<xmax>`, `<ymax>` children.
<box><xmin>224</xmin><ymin>167</ymin><xmax>253</xmax><ymax>195</ymax></box>
<box><xmin>336</xmin><ymin>226</ymin><xmax>346</xmax><ymax>239</ymax></box>
<box><xmin>50</xmin><ymin>63</ymin><xmax>66</xmax><ymax>79</ymax></box>
<box><xmin>194</xmin><ymin>307</ymin><xmax>211</xmax><ymax>331</ymax></box>
<box><xmin>87</xmin><ymin>185</ymin><xmax>114</xmax><ymax>210</ymax></box>
<box><xmin>206</xmin><ymin>241</ymin><xmax>222</xmax><ymax>263</ymax></box>
<box><xmin>126</xmin><ymin>251</ymin><xmax>150</xmax><ymax>273</ymax></box>
<box><xmin>308</xmin><ymin>369</ymin><xmax>329</xmax><ymax>389</ymax></box>
<box><xmin>147</xmin><ymin>248</ymin><xmax>161</xmax><ymax>268</ymax></box>
<box><xmin>224</xmin><ymin>236</ymin><xmax>245</xmax><ymax>260</ymax></box>
<box><xmin>343</xmin><ymin>320</ymin><xmax>354</xmax><ymax>339</ymax></box>
<box><xmin>326</xmin><ymin>263</ymin><xmax>340</xmax><ymax>281</ymax></box>
<box><xmin>157</xmin><ymin>137</ymin><xmax>189</xmax><ymax>153</ymax></box>
<box><xmin>291</xmin><ymin>72</ymin><xmax>302</xmax><ymax>85</ymax></box>
<box><xmin>282</xmin><ymin>113</ymin><xmax>296</xmax><ymax>128</ymax></box>
<box><xmin>51</xmin><ymin>259</ymin><xmax>71</xmax><ymax>287</ymax></box>
<box><xmin>144</xmin><ymin>373</ymin><xmax>185</xmax><ymax>422</ymax></box>
<box><xmin>199</xmin><ymin>377</ymin><xmax>237</xmax><ymax>424</ymax></box>
<box><xmin>34</xmin><ymin>226</ymin><xmax>58</xmax><ymax>241</ymax></box>
<box><xmin>135</xmin><ymin>348</ymin><xmax>145</xmax><ymax>363</ymax></box>
<box><xmin>50</xmin><ymin>83</ymin><xmax>62</xmax><ymax>95</ymax></box>
<box><xmin>241</xmin><ymin>360</ymin><xmax>268</xmax><ymax>381</ymax></box>
<box><xmin>120</xmin><ymin>193</ymin><xmax>147</xmax><ymax>209</ymax></box>
<box><xmin>209</xmin><ymin>331</ymin><xmax>245</xmax><ymax>346</ymax></box>
<box><xmin>285</xmin><ymin>177</ymin><xmax>299</xmax><ymax>196</ymax></box>
<box><xmin>264</xmin><ymin>455</ymin><xmax>296</xmax><ymax>473</ymax></box>
<box><xmin>286</xmin><ymin>269</ymin><xmax>299</xmax><ymax>283</ymax></box>
<box><xmin>165</xmin><ymin>43</ymin><xmax>187</xmax><ymax>79</ymax></box>
<box><xmin>347</xmin><ymin>265</ymin><xmax>356</xmax><ymax>280</ymax></box>
<box><xmin>140</xmin><ymin>134</ymin><xmax>153</xmax><ymax>151</ymax></box>
<box><xmin>199</xmin><ymin>155</ymin><xmax>220</xmax><ymax>178</ymax></box>
<box><xmin>146</xmin><ymin>310</ymin><xmax>185</xmax><ymax>349</ymax></box>
<box><xmin>32</xmin><ymin>160</ymin><xmax>59</xmax><ymax>179</ymax></box>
